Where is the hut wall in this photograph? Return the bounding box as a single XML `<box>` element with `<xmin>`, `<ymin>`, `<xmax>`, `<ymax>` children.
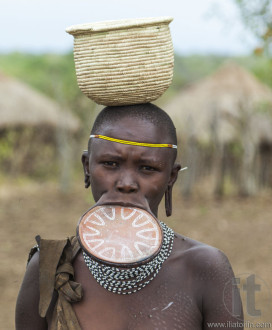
<box><xmin>258</xmin><ymin>142</ymin><xmax>272</xmax><ymax>188</ymax></box>
<box><xmin>0</xmin><ymin>126</ymin><xmax>59</xmax><ymax>179</ymax></box>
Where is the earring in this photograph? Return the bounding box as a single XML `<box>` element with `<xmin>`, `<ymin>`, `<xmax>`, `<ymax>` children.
<box><xmin>165</xmin><ymin>185</ymin><xmax>172</xmax><ymax>217</ymax></box>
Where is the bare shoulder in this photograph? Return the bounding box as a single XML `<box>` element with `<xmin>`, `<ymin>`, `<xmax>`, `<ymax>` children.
<box><xmin>172</xmin><ymin>232</ymin><xmax>233</xmax><ymax>278</ymax></box>
<box><xmin>172</xmin><ymin>233</ymin><xmax>243</xmax><ymax>325</ymax></box>
<box><xmin>16</xmin><ymin>251</ymin><xmax>47</xmax><ymax>330</ymax></box>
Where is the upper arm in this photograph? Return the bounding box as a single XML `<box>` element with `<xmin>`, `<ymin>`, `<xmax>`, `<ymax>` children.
<box><xmin>195</xmin><ymin>247</ymin><xmax>244</xmax><ymax>329</ymax></box>
<box><xmin>15</xmin><ymin>251</ymin><xmax>47</xmax><ymax>330</ymax></box>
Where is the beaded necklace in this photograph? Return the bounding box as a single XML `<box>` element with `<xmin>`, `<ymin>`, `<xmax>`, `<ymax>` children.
<box><xmin>83</xmin><ymin>221</ymin><xmax>174</xmax><ymax>295</ymax></box>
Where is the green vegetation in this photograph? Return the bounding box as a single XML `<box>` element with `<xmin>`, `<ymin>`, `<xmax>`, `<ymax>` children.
<box><xmin>233</xmin><ymin>0</ymin><xmax>272</xmax><ymax>56</ymax></box>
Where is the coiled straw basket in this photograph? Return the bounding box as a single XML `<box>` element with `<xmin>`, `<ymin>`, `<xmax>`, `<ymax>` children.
<box><xmin>66</xmin><ymin>17</ymin><xmax>174</xmax><ymax>106</ymax></box>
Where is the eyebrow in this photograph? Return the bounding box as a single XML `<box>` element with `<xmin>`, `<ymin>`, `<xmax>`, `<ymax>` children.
<box><xmin>97</xmin><ymin>153</ymin><xmax>124</xmax><ymax>161</ymax></box>
<box><xmin>96</xmin><ymin>153</ymin><xmax>166</xmax><ymax>166</ymax></box>
<box><xmin>138</xmin><ymin>157</ymin><xmax>166</xmax><ymax>166</ymax></box>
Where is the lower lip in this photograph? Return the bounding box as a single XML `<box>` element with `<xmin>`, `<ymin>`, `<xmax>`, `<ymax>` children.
<box><xmin>99</xmin><ymin>201</ymin><xmax>144</xmax><ymax>210</ymax></box>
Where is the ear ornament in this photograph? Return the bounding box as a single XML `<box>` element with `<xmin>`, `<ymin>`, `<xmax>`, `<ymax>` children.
<box><xmin>165</xmin><ymin>185</ymin><xmax>173</xmax><ymax>217</ymax></box>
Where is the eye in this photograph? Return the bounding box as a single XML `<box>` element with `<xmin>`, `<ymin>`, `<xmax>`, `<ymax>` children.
<box><xmin>140</xmin><ymin>165</ymin><xmax>157</xmax><ymax>172</ymax></box>
<box><xmin>102</xmin><ymin>161</ymin><xmax>118</xmax><ymax>168</ymax></box>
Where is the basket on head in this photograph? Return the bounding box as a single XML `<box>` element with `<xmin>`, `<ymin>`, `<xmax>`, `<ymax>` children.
<box><xmin>66</xmin><ymin>17</ymin><xmax>174</xmax><ymax>106</ymax></box>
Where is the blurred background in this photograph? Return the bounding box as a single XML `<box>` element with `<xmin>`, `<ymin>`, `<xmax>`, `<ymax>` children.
<box><xmin>0</xmin><ymin>0</ymin><xmax>271</xmax><ymax>328</ymax></box>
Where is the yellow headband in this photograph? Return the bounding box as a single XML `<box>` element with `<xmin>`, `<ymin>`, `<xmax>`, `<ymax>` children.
<box><xmin>90</xmin><ymin>134</ymin><xmax>177</xmax><ymax>149</ymax></box>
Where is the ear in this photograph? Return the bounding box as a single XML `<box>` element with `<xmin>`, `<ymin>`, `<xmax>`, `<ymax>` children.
<box><xmin>168</xmin><ymin>163</ymin><xmax>181</xmax><ymax>187</ymax></box>
<box><xmin>81</xmin><ymin>150</ymin><xmax>90</xmax><ymax>189</ymax></box>
<box><xmin>165</xmin><ymin>163</ymin><xmax>181</xmax><ymax>217</ymax></box>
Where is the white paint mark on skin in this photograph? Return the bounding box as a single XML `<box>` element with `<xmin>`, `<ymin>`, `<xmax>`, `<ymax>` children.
<box><xmin>161</xmin><ymin>302</ymin><xmax>174</xmax><ymax>312</ymax></box>
<box><xmin>152</xmin><ymin>307</ymin><xmax>159</xmax><ymax>311</ymax></box>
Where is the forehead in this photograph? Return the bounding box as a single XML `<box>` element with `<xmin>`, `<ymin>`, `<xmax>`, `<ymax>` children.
<box><xmin>90</xmin><ymin>116</ymin><xmax>174</xmax><ymax>160</ymax></box>
<box><xmin>98</xmin><ymin>116</ymin><xmax>168</xmax><ymax>144</ymax></box>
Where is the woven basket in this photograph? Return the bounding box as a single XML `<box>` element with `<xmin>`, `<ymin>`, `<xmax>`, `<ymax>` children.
<box><xmin>66</xmin><ymin>17</ymin><xmax>174</xmax><ymax>106</ymax></box>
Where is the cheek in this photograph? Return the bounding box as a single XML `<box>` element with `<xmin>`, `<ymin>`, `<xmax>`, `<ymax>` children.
<box><xmin>89</xmin><ymin>166</ymin><xmax>109</xmax><ymax>193</ymax></box>
<box><xmin>140</xmin><ymin>175</ymin><xmax>169</xmax><ymax>196</ymax></box>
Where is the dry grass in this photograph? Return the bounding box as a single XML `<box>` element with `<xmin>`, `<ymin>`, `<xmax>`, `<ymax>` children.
<box><xmin>1</xmin><ymin>181</ymin><xmax>271</xmax><ymax>329</ymax></box>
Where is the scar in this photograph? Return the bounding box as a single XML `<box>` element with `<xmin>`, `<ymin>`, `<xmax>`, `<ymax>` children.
<box><xmin>161</xmin><ymin>302</ymin><xmax>174</xmax><ymax>311</ymax></box>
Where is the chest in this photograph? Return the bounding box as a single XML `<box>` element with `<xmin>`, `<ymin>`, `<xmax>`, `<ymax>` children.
<box><xmin>73</xmin><ymin>257</ymin><xmax>202</xmax><ymax>330</ymax></box>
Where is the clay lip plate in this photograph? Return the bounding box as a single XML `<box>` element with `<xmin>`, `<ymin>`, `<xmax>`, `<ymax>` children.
<box><xmin>77</xmin><ymin>205</ymin><xmax>163</xmax><ymax>266</ymax></box>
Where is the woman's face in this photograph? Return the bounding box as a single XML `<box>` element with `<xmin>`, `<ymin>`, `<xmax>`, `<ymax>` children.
<box><xmin>83</xmin><ymin>117</ymin><xmax>180</xmax><ymax>217</ymax></box>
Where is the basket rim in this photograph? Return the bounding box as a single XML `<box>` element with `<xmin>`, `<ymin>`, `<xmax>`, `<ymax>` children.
<box><xmin>66</xmin><ymin>16</ymin><xmax>173</xmax><ymax>35</ymax></box>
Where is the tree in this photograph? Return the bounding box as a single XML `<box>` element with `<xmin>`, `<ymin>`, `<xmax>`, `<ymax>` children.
<box><xmin>234</xmin><ymin>0</ymin><xmax>272</xmax><ymax>55</ymax></box>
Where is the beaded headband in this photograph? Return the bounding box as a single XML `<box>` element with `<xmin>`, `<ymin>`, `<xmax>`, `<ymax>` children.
<box><xmin>90</xmin><ymin>134</ymin><xmax>177</xmax><ymax>149</ymax></box>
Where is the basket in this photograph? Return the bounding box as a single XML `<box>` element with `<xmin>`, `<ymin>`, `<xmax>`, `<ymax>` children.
<box><xmin>66</xmin><ymin>17</ymin><xmax>174</xmax><ymax>106</ymax></box>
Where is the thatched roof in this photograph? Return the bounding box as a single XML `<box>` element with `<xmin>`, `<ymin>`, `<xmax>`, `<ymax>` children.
<box><xmin>0</xmin><ymin>72</ymin><xmax>80</xmax><ymax>132</ymax></box>
<box><xmin>165</xmin><ymin>62</ymin><xmax>272</xmax><ymax>144</ymax></box>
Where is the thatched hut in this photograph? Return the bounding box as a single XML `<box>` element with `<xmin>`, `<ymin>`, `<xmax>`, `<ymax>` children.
<box><xmin>0</xmin><ymin>72</ymin><xmax>80</xmax><ymax>186</ymax></box>
<box><xmin>164</xmin><ymin>62</ymin><xmax>272</xmax><ymax>196</ymax></box>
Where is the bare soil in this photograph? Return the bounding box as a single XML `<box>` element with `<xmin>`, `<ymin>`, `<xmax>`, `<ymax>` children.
<box><xmin>1</xmin><ymin>181</ymin><xmax>271</xmax><ymax>329</ymax></box>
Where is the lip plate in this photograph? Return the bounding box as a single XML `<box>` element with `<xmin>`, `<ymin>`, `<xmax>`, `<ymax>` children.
<box><xmin>77</xmin><ymin>204</ymin><xmax>163</xmax><ymax>268</ymax></box>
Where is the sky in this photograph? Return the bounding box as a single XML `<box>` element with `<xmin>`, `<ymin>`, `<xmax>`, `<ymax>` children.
<box><xmin>0</xmin><ymin>0</ymin><xmax>258</xmax><ymax>55</ymax></box>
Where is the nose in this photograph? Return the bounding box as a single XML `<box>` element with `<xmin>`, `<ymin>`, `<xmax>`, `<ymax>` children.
<box><xmin>116</xmin><ymin>172</ymin><xmax>138</xmax><ymax>193</ymax></box>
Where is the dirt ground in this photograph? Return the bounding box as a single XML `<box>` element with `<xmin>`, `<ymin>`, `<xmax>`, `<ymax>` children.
<box><xmin>1</xmin><ymin>180</ymin><xmax>271</xmax><ymax>329</ymax></box>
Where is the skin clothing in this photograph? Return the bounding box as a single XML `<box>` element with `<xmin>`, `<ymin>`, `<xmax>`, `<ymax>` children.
<box><xmin>28</xmin><ymin>236</ymin><xmax>82</xmax><ymax>330</ymax></box>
